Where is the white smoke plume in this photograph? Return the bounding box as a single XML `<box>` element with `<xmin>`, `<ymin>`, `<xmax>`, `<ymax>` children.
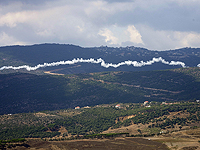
<box><xmin>0</xmin><ymin>57</ymin><xmax>187</xmax><ymax>71</ymax></box>
<box><xmin>197</xmin><ymin>64</ymin><xmax>200</xmax><ymax>67</ymax></box>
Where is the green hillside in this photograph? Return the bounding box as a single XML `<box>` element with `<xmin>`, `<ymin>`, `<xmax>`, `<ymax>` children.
<box><xmin>0</xmin><ymin>67</ymin><xmax>200</xmax><ymax>114</ymax></box>
<box><xmin>0</xmin><ymin>44</ymin><xmax>200</xmax><ymax>74</ymax></box>
<box><xmin>0</xmin><ymin>101</ymin><xmax>199</xmax><ymax>140</ymax></box>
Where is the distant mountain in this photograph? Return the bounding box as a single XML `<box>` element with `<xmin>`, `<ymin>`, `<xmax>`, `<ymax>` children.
<box><xmin>0</xmin><ymin>44</ymin><xmax>200</xmax><ymax>74</ymax></box>
<box><xmin>0</xmin><ymin>67</ymin><xmax>200</xmax><ymax>114</ymax></box>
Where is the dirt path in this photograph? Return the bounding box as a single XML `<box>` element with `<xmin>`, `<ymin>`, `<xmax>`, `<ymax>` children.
<box><xmin>44</xmin><ymin>71</ymin><xmax>64</xmax><ymax>76</ymax></box>
<box><xmin>83</xmin><ymin>77</ymin><xmax>181</xmax><ymax>94</ymax></box>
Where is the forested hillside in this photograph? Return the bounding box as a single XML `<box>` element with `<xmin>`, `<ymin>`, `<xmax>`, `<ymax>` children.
<box><xmin>0</xmin><ymin>67</ymin><xmax>200</xmax><ymax>114</ymax></box>
<box><xmin>0</xmin><ymin>101</ymin><xmax>199</xmax><ymax>140</ymax></box>
<box><xmin>0</xmin><ymin>44</ymin><xmax>200</xmax><ymax>74</ymax></box>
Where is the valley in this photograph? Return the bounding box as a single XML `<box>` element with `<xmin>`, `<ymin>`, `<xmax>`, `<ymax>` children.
<box><xmin>0</xmin><ymin>44</ymin><xmax>200</xmax><ymax>149</ymax></box>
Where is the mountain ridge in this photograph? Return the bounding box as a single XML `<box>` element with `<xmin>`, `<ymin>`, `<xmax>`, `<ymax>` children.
<box><xmin>0</xmin><ymin>43</ymin><xmax>200</xmax><ymax>74</ymax></box>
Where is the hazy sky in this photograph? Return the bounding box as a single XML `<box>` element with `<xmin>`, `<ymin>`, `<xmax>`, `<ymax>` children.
<box><xmin>0</xmin><ymin>0</ymin><xmax>200</xmax><ymax>50</ymax></box>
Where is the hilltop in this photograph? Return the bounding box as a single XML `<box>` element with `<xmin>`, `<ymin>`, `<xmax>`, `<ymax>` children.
<box><xmin>0</xmin><ymin>44</ymin><xmax>200</xmax><ymax>74</ymax></box>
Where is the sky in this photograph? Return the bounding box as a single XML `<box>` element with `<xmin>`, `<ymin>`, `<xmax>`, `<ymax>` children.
<box><xmin>0</xmin><ymin>0</ymin><xmax>200</xmax><ymax>51</ymax></box>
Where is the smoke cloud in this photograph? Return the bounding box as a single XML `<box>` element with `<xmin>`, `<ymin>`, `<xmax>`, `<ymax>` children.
<box><xmin>197</xmin><ymin>64</ymin><xmax>200</xmax><ymax>67</ymax></box>
<box><xmin>0</xmin><ymin>57</ymin><xmax>187</xmax><ymax>71</ymax></box>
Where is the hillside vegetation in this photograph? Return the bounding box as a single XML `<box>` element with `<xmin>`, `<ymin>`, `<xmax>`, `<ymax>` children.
<box><xmin>0</xmin><ymin>67</ymin><xmax>200</xmax><ymax>114</ymax></box>
<box><xmin>0</xmin><ymin>44</ymin><xmax>200</xmax><ymax>74</ymax></box>
<box><xmin>0</xmin><ymin>101</ymin><xmax>199</xmax><ymax>141</ymax></box>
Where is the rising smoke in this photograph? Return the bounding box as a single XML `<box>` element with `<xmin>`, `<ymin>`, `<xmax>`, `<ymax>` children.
<box><xmin>0</xmin><ymin>57</ymin><xmax>189</xmax><ymax>71</ymax></box>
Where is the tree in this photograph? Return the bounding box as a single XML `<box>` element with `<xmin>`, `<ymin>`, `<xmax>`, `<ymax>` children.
<box><xmin>137</xmin><ymin>129</ymin><xmax>142</xmax><ymax>134</ymax></box>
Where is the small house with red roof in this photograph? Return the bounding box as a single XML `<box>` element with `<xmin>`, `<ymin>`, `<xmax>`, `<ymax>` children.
<box><xmin>115</xmin><ymin>104</ymin><xmax>121</xmax><ymax>108</ymax></box>
<box><xmin>143</xmin><ymin>101</ymin><xmax>149</xmax><ymax>106</ymax></box>
<box><xmin>75</xmin><ymin>106</ymin><xmax>80</xmax><ymax>109</ymax></box>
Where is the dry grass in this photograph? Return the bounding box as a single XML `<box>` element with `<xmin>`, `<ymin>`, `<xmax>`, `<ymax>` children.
<box><xmin>146</xmin><ymin>128</ymin><xmax>200</xmax><ymax>150</ymax></box>
<box><xmin>10</xmin><ymin>137</ymin><xmax>169</xmax><ymax>150</ymax></box>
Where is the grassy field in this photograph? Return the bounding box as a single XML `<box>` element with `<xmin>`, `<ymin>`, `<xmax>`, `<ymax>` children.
<box><xmin>148</xmin><ymin>128</ymin><xmax>200</xmax><ymax>150</ymax></box>
<box><xmin>1</xmin><ymin>128</ymin><xmax>200</xmax><ymax>150</ymax></box>
<box><xmin>1</xmin><ymin>137</ymin><xmax>169</xmax><ymax>150</ymax></box>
